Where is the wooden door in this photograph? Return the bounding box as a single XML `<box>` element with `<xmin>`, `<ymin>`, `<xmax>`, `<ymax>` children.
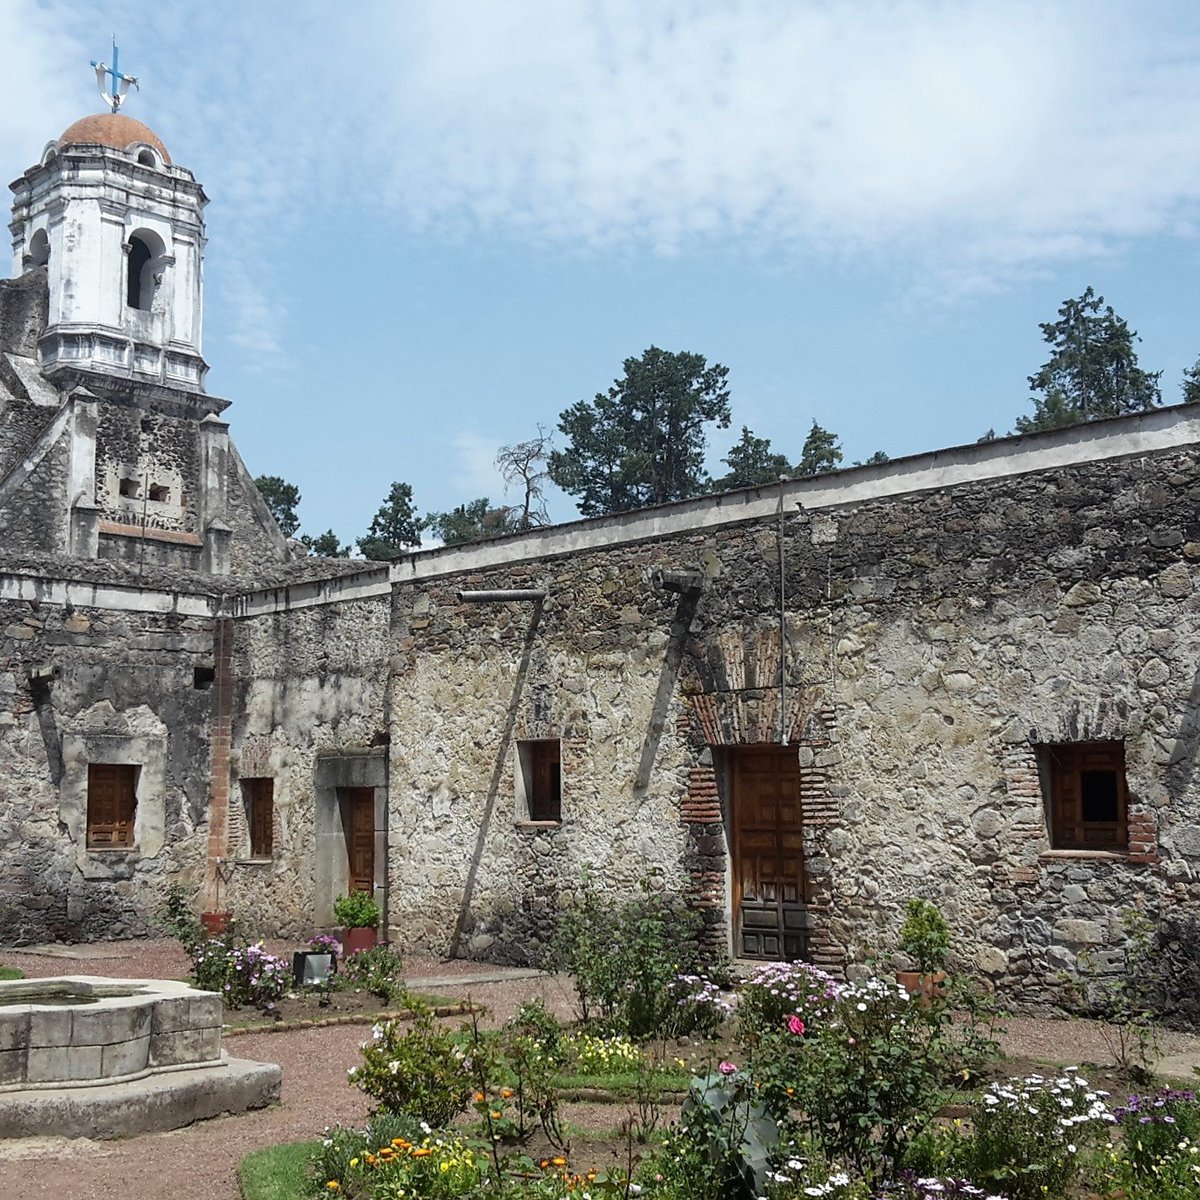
<box><xmin>731</xmin><ymin>747</ymin><xmax>806</xmax><ymax>960</ymax></box>
<box><xmin>341</xmin><ymin>788</ymin><xmax>375</xmax><ymax>894</ymax></box>
<box><xmin>87</xmin><ymin>763</ymin><xmax>136</xmax><ymax>848</ymax></box>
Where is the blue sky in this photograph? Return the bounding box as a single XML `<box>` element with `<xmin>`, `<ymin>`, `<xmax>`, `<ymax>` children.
<box><xmin>6</xmin><ymin>1</ymin><xmax>1200</xmax><ymax>548</ymax></box>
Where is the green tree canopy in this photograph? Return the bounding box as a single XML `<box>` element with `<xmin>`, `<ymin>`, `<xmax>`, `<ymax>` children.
<box><xmin>301</xmin><ymin>529</ymin><xmax>350</xmax><ymax>557</ymax></box>
<box><xmin>1183</xmin><ymin>357</ymin><xmax>1200</xmax><ymax>405</ymax></box>
<box><xmin>854</xmin><ymin>449</ymin><xmax>890</xmax><ymax>467</ymax></box>
<box><xmin>254</xmin><ymin>475</ymin><xmax>301</xmax><ymax>537</ymax></box>
<box><xmin>357</xmin><ymin>481</ymin><xmax>424</xmax><ymax>560</ymax></box>
<box><xmin>796</xmin><ymin>421</ymin><xmax>843</xmax><ymax>476</ymax></box>
<box><xmin>711</xmin><ymin>426</ymin><xmax>791</xmax><ymax>491</ymax></box>
<box><xmin>426</xmin><ymin>498</ymin><xmax>522</xmax><ymax>546</ymax></box>
<box><xmin>1016</xmin><ymin>287</ymin><xmax>1162</xmax><ymax>433</ymax></box>
<box><xmin>549</xmin><ymin>346</ymin><xmax>732</xmax><ymax>515</ymax></box>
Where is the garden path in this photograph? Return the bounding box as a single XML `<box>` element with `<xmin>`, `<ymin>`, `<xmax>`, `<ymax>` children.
<box><xmin>1</xmin><ymin>939</ymin><xmax>1198</xmax><ymax>1199</ymax></box>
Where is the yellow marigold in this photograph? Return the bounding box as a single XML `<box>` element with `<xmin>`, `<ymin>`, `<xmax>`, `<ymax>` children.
<box><xmin>391</xmin><ymin>1137</ymin><xmax>409</xmax><ymax>1148</ymax></box>
<box><xmin>411</xmin><ymin>1147</ymin><xmax>432</xmax><ymax>1157</ymax></box>
<box><xmin>365</xmin><ymin>1154</ymin><xmax>377</xmax><ymax>1166</ymax></box>
<box><xmin>500</xmin><ymin>1087</ymin><xmax>514</xmax><ymax>1098</ymax></box>
<box><xmin>474</xmin><ymin>1090</ymin><xmax>485</xmax><ymax>1102</ymax></box>
<box><xmin>325</xmin><ymin>1184</ymin><xmax>339</xmax><ymax>1193</ymax></box>
<box><xmin>553</xmin><ymin>1156</ymin><xmax>567</xmax><ymax>1166</ymax></box>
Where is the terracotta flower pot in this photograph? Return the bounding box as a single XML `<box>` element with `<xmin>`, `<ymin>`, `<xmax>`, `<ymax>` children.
<box><xmin>896</xmin><ymin>970</ymin><xmax>948</xmax><ymax>1003</ymax></box>
<box><xmin>200</xmin><ymin>910</ymin><xmax>233</xmax><ymax>935</ymax></box>
<box><xmin>342</xmin><ymin>926</ymin><xmax>378</xmax><ymax>956</ymax></box>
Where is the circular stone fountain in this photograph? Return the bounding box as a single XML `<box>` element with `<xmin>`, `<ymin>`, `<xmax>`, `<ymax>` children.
<box><xmin>0</xmin><ymin>976</ymin><xmax>281</xmax><ymax>1138</ymax></box>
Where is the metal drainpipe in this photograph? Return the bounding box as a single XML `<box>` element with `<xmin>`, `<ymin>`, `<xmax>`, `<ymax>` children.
<box><xmin>778</xmin><ymin>475</ymin><xmax>789</xmax><ymax>744</ymax></box>
<box><xmin>457</xmin><ymin>590</ymin><xmax>546</xmax><ymax>603</ymax></box>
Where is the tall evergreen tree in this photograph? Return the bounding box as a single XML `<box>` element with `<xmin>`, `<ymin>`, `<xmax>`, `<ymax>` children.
<box><xmin>357</xmin><ymin>481</ymin><xmax>424</xmax><ymax>560</ymax></box>
<box><xmin>796</xmin><ymin>421</ymin><xmax>843</xmax><ymax>476</ymax></box>
<box><xmin>426</xmin><ymin>498</ymin><xmax>521</xmax><ymax>546</ymax></box>
<box><xmin>1183</xmin><ymin>357</ymin><xmax>1200</xmax><ymax>405</ymax></box>
<box><xmin>549</xmin><ymin>347</ymin><xmax>731</xmax><ymax>515</ymax></box>
<box><xmin>711</xmin><ymin>426</ymin><xmax>791</xmax><ymax>491</ymax></box>
<box><xmin>1016</xmin><ymin>287</ymin><xmax>1161</xmax><ymax>433</ymax></box>
<box><xmin>254</xmin><ymin>475</ymin><xmax>301</xmax><ymax>537</ymax></box>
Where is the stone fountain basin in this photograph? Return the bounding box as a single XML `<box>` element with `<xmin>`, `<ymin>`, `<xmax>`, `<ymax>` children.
<box><xmin>0</xmin><ymin>976</ymin><xmax>222</xmax><ymax>1091</ymax></box>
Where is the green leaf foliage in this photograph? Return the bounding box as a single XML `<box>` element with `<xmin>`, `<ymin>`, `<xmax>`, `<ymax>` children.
<box><xmin>549</xmin><ymin>346</ymin><xmax>732</xmax><ymax>515</ymax></box>
<box><xmin>253</xmin><ymin>474</ymin><xmax>301</xmax><ymax>537</ymax></box>
<box><xmin>300</xmin><ymin>529</ymin><xmax>349</xmax><ymax>557</ymax></box>
<box><xmin>357</xmin><ymin>481</ymin><xmax>424</xmax><ymax>560</ymax></box>
<box><xmin>796</xmin><ymin>420</ymin><xmax>843</xmax><ymax>476</ymax></box>
<box><xmin>711</xmin><ymin>426</ymin><xmax>791</xmax><ymax>491</ymax></box>
<box><xmin>1016</xmin><ymin>286</ymin><xmax>1161</xmax><ymax>433</ymax></box>
<box><xmin>425</xmin><ymin>497</ymin><xmax>522</xmax><ymax>546</ymax></box>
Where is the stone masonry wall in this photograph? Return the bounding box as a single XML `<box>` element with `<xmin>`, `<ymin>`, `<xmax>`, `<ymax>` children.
<box><xmin>0</xmin><ymin>595</ymin><xmax>214</xmax><ymax>943</ymax></box>
<box><xmin>223</xmin><ymin>598</ymin><xmax>391</xmax><ymax>938</ymax></box>
<box><xmin>210</xmin><ymin>440</ymin><xmax>1200</xmax><ymax>1010</ymax></box>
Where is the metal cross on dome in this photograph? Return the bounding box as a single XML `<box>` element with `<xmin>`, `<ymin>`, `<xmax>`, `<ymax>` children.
<box><xmin>91</xmin><ymin>36</ymin><xmax>139</xmax><ymax>113</ymax></box>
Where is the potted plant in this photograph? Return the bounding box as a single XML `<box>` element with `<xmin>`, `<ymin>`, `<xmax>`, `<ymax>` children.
<box><xmin>335</xmin><ymin>891</ymin><xmax>380</xmax><ymax>956</ymax></box>
<box><xmin>293</xmin><ymin>933</ymin><xmax>341</xmax><ymax>986</ymax></box>
<box><xmin>896</xmin><ymin>897</ymin><xmax>950</xmax><ymax>1000</ymax></box>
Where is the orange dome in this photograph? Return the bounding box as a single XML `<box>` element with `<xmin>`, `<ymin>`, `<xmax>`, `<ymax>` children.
<box><xmin>56</xmin><ymin>113</ymin><xmax>171</xmax><ymax>164</ymax></box>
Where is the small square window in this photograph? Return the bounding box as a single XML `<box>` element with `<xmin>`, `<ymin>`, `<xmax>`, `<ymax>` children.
<box><xmin>119</xmin><ymin>477</ymin><xmax>140</xmax><ymax>499</ymax></box>
<box><xmin>517</xmin><ymin>739</ymin><xmax>561</xmax><ymax>822</ymax></box>
<box><xmin>193</xmin><ymin>666</ymin><xmax>215</xmax><ymax>690</ymax></box>
<box><xmin>1041</xmin><ymin>741</ymin><xmax>1128</xmax><ymax>851</ymax></box>
<box><xmin>243</xmin><ymin>778</ymin><xmax>274</xmax><ymax>858</ymax></box>
<box><xmin>148</xmin><ymin>483</ymin><xmax>170</xmax><ymax>503</ymax></box>
<box><xmin>87</xmin><ymin>763</ymin><xmax>137</xmax><ymax>848</ymax></box>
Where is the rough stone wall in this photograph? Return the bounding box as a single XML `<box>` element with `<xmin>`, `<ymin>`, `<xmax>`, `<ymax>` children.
<box><xmin>207</xmin><ymin>445</ymin><xmax>1200</xmax><ymax>1007</ymax></box>
<box><xmin>224</xmin><ymin>446</ymin><xmax>291</xmax><ymax>576</ymax></box>
<box><xmin>0</xmin><ymin>268</ymin><xmax>48</xmax><ymax>356</ymax></box>
<box><xmin>0</xmin><ymin>596</ymin><xmax>214</xmax><ymax>943</ymax></box>
<box><xmin>223</xmin><ymin>599</ymin><xmax>390</xmax><ymax>938</ymax></box>
<box><xmin>0</xmin><ymin>420</ymin><xmax>69</xmax><ymax>553</ymax></box>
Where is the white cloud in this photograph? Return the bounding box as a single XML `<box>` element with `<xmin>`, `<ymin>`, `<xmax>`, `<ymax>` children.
<box><xmin>11</xmin><ymin>2</ymin><xmax>1200</xmax><ymax>320</ymax></box>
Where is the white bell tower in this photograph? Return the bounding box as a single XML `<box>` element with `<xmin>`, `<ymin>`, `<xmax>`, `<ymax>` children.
<box><xmin>9</xmin><ymin>110</ymin><xmax>208</xmax><ymax>391</ymax></box>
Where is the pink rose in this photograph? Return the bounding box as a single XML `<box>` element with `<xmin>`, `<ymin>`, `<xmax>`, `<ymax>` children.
<box><xmin>787</xmin><ymin>1015</ymin><xmax>805</xmax><ymax>1036</ymax></box>
<box><xmin>718</xmin><ymin>1060</ymin><xmax>737</xmax><ymax>1075</ymax></box>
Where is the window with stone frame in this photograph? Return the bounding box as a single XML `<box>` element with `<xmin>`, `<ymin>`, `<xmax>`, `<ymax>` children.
<box><xmin>242</xmin><ymin>778</ymin><xmax>274</xmax><ymax>859</ymax></box>
<box><xmin>87</xmin><ymin>763</ymin><xmax>137</xmax><ymax>848</ymax></box>
<box><xmin>1041</xmin><ymin>741</ymin><xmax>1128</xmax><ymax>851</ymax></box>
<box><xmin>517</xmin><ymin>739</ymin><xmax>562</xmax><ymax>822</ymax></box>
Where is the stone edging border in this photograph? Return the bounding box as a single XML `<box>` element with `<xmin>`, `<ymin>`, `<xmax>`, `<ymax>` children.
<box><xmin>223</xmin><ymin>1001</ymin><xmax>473</xmax><ymax>1037</ymax></box>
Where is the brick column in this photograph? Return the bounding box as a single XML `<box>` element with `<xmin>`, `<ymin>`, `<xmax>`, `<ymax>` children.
<box><xmin>681</xmin><ymin>765</ymin><xmax>726</xmax><ymax>957</ymax></box>
<box><xmin>203</xmin><ymin>617</ymin><xmax>234</xmax><ymax>921</ymax></box>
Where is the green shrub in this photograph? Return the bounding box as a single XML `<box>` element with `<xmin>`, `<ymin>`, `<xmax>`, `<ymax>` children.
<box><xmin>347</xmin><ymin>1002</ymin><xmax>472</xmax><ymax>1125</ymax></box>
<box><xmin>649</xmin><ymin>1064</ymin><xmax>783</xmax><ymax>1200</ymax></box>
<box><xmin>333</xmin><ymin>890</ymin><xmax>380</xmax><ymax>928</ymax></box>
<box><xmin>156</xmin><ymin>882</ymin><xmax>206</xmax><ymax>956</ymax></box>
<box><xmin>549</xmin><ymin>871</ymin><xmax>702</xmax><ymax>1038</ymax></box>
<box><xmin>191</xmin><ymin>936</ymin><xmax>288</xmax><ymax>1009</ymax></box>
<box><xmin>1112</xmin><ymin>1087</ymin><xmax>1200</xmax><ymax>1185</ymax></box>
<box><xmin>967</xmin><ymin>1070</ymin><xmax>1113</xmax><ymax>1200</ymax></box>
<box><xmin>338</xmin><ymin>943</ymin><xmax>405</xmax><ymax>1004</ymax></box>
<box><xmin>781</xmin><ymin>976</ymin><xmax>995</xmax><ymax>1180</ymax></box>
<box><xmin>736</xmin><ymin>960</ymin><xmax>840</xmax><ymax>1045</ymax></box>
<box><xmin>898</xmin><ymin>898</ymin><xmax>951</xmax><ymax>975</ymax></box>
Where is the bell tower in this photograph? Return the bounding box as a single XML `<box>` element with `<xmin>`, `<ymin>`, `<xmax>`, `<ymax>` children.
<box><xmin>9</xmin><ymin>110</ymin><xmax>208</xmax><ymax>391</ymax></box>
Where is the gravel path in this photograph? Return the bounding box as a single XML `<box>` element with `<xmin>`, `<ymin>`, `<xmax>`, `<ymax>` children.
<box><xmin>2</xmin><ymin>940</ymin><xmax>1199</xmax><ymax>1199</ymax></box>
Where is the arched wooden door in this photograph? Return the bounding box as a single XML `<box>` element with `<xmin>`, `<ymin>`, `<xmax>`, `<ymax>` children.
<box><xmin>730</xmin><ymin>746</ymin><xmax>807</xmax><ymax>960</ymax></box>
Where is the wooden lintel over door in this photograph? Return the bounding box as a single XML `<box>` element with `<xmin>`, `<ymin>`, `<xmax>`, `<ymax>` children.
<box><xmin>340</xmin><ymin>787</ymin><xmax>375</xmax><ymax>894</ymax></box>
<box><xmin>730</xmin><ymin>746</ymin><xmax>807</xmax><ymax>961</ymax></box>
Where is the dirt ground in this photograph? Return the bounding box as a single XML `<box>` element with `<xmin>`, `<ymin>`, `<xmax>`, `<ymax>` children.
<box><xmin>2</xmin><ymin>938</ymin><xmax>1199</xmax><ymax>1199</ymax></box>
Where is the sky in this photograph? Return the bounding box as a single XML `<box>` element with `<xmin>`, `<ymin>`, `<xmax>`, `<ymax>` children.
<box><xmin>6</xmin><ymin>0</ymin><xmax>1200</xmax><ymax>548</ymax></box>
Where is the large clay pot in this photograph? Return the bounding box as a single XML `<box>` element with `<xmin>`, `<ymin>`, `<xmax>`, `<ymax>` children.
<box><xmin>896</xmin><ymin>970</ymin><xmax>948</xmax><ymax>1003</ymax></box>
<box><xmin>342</xmin><ymin>926</ymin><xmax>378</xmax><ymax>956</ymax></box>
<box><xmin>200</xmin><ymin>910</ymin><xmax>233</xmax><ymax>935</ymax></box>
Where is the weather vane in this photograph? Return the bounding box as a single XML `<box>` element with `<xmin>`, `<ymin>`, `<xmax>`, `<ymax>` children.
<box><xmin>91</xmin><ymin>35</ymin><xmax>139</xmax><ymax>113</ymax></box>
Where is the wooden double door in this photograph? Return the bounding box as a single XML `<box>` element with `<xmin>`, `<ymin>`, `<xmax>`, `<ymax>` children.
<box><xmin>730</xmin><ymin>747</ymin><xmax>807</xmax><ymax>961</ymax></box>
<box><xmin>340</xmin><ymin>787</ymin><xmax>375</xmax><ymax>895</ymax></box>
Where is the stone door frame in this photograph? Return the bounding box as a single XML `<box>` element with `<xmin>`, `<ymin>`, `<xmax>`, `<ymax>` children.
<box><xmin>313</xmin><ymin>750</ymin><xmax>387</xmax><ymax>929</ymax></box>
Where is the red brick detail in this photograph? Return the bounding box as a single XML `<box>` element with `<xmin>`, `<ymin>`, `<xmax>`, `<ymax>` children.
<box><xmin>205</xmin><ymin>618</ymin><xmax>235</xmax><ymax>909</ymax></box>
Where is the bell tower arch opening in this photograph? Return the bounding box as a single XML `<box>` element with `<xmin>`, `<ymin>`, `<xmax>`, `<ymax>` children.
<box><xmin>125</xmin><ymin>229</ymin><xmax>164</xmax><ymax>311</ymax></box>
<box><xmin>28</xmin><ymin>229</ymin><xmax>50</xmax><ymax>268</ymax></box>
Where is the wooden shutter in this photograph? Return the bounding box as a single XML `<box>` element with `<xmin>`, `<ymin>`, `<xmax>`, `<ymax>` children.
<box><xmin>87</xmin><ymin>764</ymin><xmax>136</xmax><ymax>848</ymax></box>
<box><xmin>1048</xmin><ymin>742</ymin><xmax>1126</xmax><ymax>850</ymax></box>
<box><xmin>247</xmin><ymin>779</ymin><xmax>274</xmax><ymax>858</ymax></box>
